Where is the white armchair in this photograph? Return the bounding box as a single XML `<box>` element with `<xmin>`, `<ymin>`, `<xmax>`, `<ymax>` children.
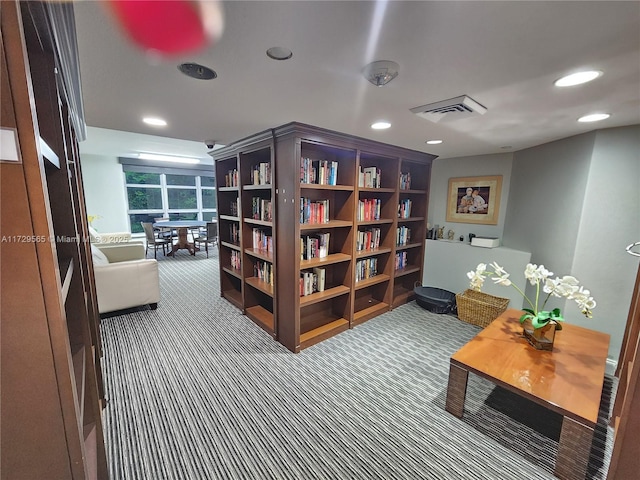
<box><xmin>91</xmin><ymin>243</ymin><xmax>160</xmax><ymax>314</ymax></box>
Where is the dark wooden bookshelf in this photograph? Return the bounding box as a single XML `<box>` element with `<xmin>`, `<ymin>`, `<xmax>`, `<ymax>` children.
<box><xmin>1</xmin><ymin>2</ymin><xmax>107</xmax><ymax>477</ymax></box>
<box><xmin>213</xmin><ymin>122</ymin><xmax>434</xmax><ymax>352</ymax></box>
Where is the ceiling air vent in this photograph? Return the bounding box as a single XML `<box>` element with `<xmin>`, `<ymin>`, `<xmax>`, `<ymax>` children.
<box><xmin>410</xmin><ymin>95</ymin><xmax>487</xmax><ymax>123</ymax></box>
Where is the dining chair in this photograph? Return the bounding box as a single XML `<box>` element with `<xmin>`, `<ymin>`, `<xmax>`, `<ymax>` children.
<box><xmin>153</xmin><ymin>217</ymin><xmax>173</xmax><ymax>240</ymax></box>
<box><xmin>194</xmin><ymin>222</ymin><xmax>218</xmax><ymax>258</ymax></box>
<box><xmin>141</xmin><ymin>222</ymin><xmax>172</xmax><ymax>258</ymax></box>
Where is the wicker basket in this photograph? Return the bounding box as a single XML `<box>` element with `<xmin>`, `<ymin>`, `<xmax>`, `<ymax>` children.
<box><xmin>455</xmin><ymin>289</ymin><xmax>509</xmax><ymax>328</ymax></box>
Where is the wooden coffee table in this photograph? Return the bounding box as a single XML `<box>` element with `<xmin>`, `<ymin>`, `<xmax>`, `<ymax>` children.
<box><xmin>445</xmin><ymin>309</ymin><xmax>610</xmax><ymax>480</ymax></box>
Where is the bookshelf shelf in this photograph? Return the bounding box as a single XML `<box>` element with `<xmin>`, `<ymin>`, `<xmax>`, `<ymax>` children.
<box><xmin>300</xmin><ymin>285</ymin><xmax>350</xmax><ymax>307</ymax></box>
<box><xmin>394</xmin><ymin>265</ymin><xmax>421</xmax><ymax>277</ymax></box>
<box><xmin>395</xmin><ymin>242</ymin><xmax>422</xmax><ymax>251</ymax></box>
<box><xmin>300</xmin><ymin>318</ymin><xmax>349</xmax><ymax>349</ymax></box>
<box><xmin>213</xmin><ymin>122</ymin><xmax>434</xmax><ymax>352</ymax></box>
<box><xmin>356</xmin><ymin>247</ymin><xmax>392</xmax><ymax>258</ymax></box>
<box><xmin>245</xmin><ymin>305</ymin><xmax>275</xmax><ymax>332</ymax></box>
<box><xmin>245</xmin><ymin>276</ymin><xmax>274</xmax><ymax>296</ymax></box>
<box><xmin>300</xmin><ymin>252</ymin><xmax>351</xmax><ymax>269</ymax></box>
<box><xmin>354</xmin><ymin>273</ymin><xmax>391</xmax><ymax>290</ymax></box>
<box><xmin>244</xmin><ymin>219</ymin><xmax>273</xmax><ymax>227</ymax></box>
<box><xmin>244</xmin><ymin>248</ymin><xmax>274</xmax><ymax>262</ymax></box>
<box><xmin>300</xmin><ymin>184</ymin><xmax>354</xmax><ymax>191</ymax></box>
<box><xmin>221</xmin><ymin>241</ymin><xmax>241</xmax><ymax>251</ymax></box>
<box><xmin>300</xmin><ymin>220</ymin><xmax>352</xmax><ymax>230</ymax></box>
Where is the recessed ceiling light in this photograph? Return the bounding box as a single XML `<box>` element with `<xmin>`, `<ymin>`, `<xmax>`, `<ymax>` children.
<box><xmin>426</xmin><ymin>140</ymin><xmax>443</xmax><ymax>145</ymax></box>
<box><xmin>266</xmin><ymin>47</ymin><xmax>293</xmax><ymax>60</ymax></box>
<box><xmin>371</xmin><ymin>122</ymin><xmax>391</xmax><ymax>130</ymax></box>
<box><xmin>143</xmin><ymin>117</ymin><xmax>167</xmax><ymax>127</ymax></box>
<box><xmin>554</xmin><ymin>70</ymin><xmax>602</xmax><ymax>87</ymax></box>
<box><xmin>578</xmin><ymin>113</ymin><xmax>610</xmax><ymax>123</ymax></box>
<box><xmin>138</xmin><ymin>153</ymin><xmax>200</xmax><ymax>164</ymax></box>
<box><xmin>178</xmin><ymin>62</ymin><xmax>217</xmax><ymax>80</ymax></box>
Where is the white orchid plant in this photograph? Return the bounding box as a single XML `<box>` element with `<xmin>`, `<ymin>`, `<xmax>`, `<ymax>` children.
<box><xmin>467</xmin><ymin>262</ymin><xmax>596</xmax><ymax>330</ymax></box>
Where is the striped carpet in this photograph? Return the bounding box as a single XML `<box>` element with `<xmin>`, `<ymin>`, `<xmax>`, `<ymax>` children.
<box><xmin>99</xmin><ymin>250</ymin><xmax>616</xmax><ymax>480</ymax></box>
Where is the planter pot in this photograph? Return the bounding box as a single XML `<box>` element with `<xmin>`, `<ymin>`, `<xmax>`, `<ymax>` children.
<box><xmin>522</xmin><ymin>318</ymin><xmax>556</xmax><ymax>351</ymax></box>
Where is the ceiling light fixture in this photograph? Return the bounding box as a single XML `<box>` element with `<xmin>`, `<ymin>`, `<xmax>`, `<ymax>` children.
<box><xmin>578</xmin><ymin>113</ymin><xmax>610</xmax><ymax>123</ymax></box>
<box><xmin>426</xmin><ymin>140</ymin><xmax>443</xmax><ymax>145</ymax></box>
<box><xmin>266</xmin><ymin>46</ymin><xmax>293</xmax><ymax>60</ymax></box>
<box><xmin>554</xmin><ymin>70</ymin><xmax>602</xmax><ymax>87</ymax></box>
<box><xmin>371</xmin><ymin>121</ymin><xmax>391</xmax><ymax>130</ymax></box>
<box><xmin>143</xmin><ymin>117</ymin><xmax>167</xmax><ymax>126</ymax></box>
<box><xmin>138</xmin><ymin>153</ymin><xmax>200</xmax><ymax>164</ymax></box>
<box><xmin>362</xmin><ymin>60</ymin><xmax>399</xmax><ymax>87</ymax></box>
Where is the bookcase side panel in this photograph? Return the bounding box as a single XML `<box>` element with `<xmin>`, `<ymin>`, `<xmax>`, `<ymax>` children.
<box><xmin>275</xmin><ymin>136</ymin><xmax>301</xmax><ymax>351</ymax></box>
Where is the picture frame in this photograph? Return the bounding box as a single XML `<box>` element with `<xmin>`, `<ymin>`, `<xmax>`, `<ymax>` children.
<box><xmin>446</xmin><ymin>175</ymin><xmax>502</xmax><ymax>225</ymax></box>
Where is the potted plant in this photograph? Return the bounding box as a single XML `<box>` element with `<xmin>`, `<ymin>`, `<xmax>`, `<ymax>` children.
<box><xmin>466</xmin><ymin>262</ymin><xmax>596</xmax><ymax>349</ymax></box>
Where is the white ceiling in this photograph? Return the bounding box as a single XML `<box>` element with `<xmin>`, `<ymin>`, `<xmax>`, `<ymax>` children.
<box><xmin>74</xmin><ymin>1</ymin><xmax>640</xmax><ymax>161</ymax></box>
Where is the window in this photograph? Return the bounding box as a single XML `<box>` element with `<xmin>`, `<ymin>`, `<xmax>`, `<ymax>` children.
<box><xmin>124</xmin><ymin>169</ymin><xmax>216</xmax><ymax>233</ymax></box>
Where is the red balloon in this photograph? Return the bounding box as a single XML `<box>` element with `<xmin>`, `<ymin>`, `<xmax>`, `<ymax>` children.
<box><xmin>105</xmin><ymin>0</ymin><xmax>222</xmax><ymax>56</ymax></box>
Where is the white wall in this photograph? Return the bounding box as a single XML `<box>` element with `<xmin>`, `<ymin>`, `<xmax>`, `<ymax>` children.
<box><xmin>501</xmin><ymin>126</ymin><xmax>639</xmax><ymax>362</ymax></box>
<box><xmin>571</xmin><ymin>125</ymin><xmax>640</xmax><ymax>357</ymax></box>
<box><xmin>81</xmin><ymin>153</ymin><xmax>130</xmax><ymax>233</ymax></box>
<box><xmin>502</xmin><ymin>132</ymin><xmax>595</xmax><ymax>276</ymax></box>
<box><xmin>428</xmin><ymin>153</ymin><xmax>513</xmax><ymax>242</ymax></box>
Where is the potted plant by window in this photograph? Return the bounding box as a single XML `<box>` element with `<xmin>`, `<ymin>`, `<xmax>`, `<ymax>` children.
<box><xmin>466</xmin><ymin>262</ymin><xmax>596</xmax><ymax>350</ymax></box>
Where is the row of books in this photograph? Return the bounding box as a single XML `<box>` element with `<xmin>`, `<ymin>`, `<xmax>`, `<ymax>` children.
<box><xmin>300</xmin><ymin>267</ymin><xmax>326</xmax><ymax>296</ymax></box>
<box><xmin>300</xmin><ymin>198</ymin><xmax>330</xmax><ymax>224</ymax></box>
<box><xmin>355</xmin><ymin>258</ymin><xmax>378</xmax><ymax>282</ymax></box>
<box><xmin>230</xmin><ymin>250</ymin><xmax>241</xmax><ymax>270</ymax></box>
<box><xmin>225</xmin><ymin>168</ymin><xmax>239</xmax><ymax>187</ymax></box>
<box><xmin>395</xmin><ymin>251</ymin><xmax>409</xmax><ymax>270</ymax></box>
<box><xmin>300</xmin><ymin>232</ymin><xmax>330</xmax><ymax>260</ymax></box>
<box><xmin>358</xmin><ymin>166</ymin><xmax>382</xmax><ymax>188</ymax></box>
<box><xmin>229</xmin><ymin>197</ymin><xmax>239</xmax><ymax>217</ymax></box>
<box><xmin>399</xmin><ymin>172</ymin><xmax>411</xmax><ymax>190</ymax></box>
<box><xmin>356</xmin><ymin>227</ymin><xmax>381</xmax><ymax>252</ymax></box>
<box><xmin>398</xmin><ymin>199</ymin><xmax>412</xmax><ymax>219</ymax></box>
<box><xmin>254</xmin><ymin>260</ymin><xmax>273</xmax><ymax>285</ymax></box>
<box><xmin>252</xmin><ymin>197</ymin><xmax>273</xmax><ymax>222</ymax></box>
<box><xmin>251</xmin><ymin>162</ymin><xmax>271</xmax><ymax>185</ymax></box>
<box><xmin>357</xmin><ymin>198</ymin><xmax>381</xmax><ymax>221</ymax></box>
<box><xmin>396</xmin><ymin>226</ymin><xmax>411</xmax><ymax>246</ymax></box>
<box><xmin>229</xmin><ymin>223</ymin><xmax>240</xmax><ymax>244</ymax></box>
<box><xmin>300</xmin><ymin>157</ymin><xmax>338</xmax><ymax>185</ymax></box>
<box><xmin>252</xmin><ymin>228</ymin><xmax>273</xmax><ymax>252</ymax></box>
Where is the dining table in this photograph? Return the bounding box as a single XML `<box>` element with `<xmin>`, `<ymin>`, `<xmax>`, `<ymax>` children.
<box><xmin>152</xmin><ymin>220</ymin><xmax>207</xmax><ymax>256</ymax></box>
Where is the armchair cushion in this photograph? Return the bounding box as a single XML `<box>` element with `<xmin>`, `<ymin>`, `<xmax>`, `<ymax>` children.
<box><xmin>92</xmin><ymin>244</ymin><xmax>160</xmax><ymax>314</ymax></box>
<box><xmin>91</xmin><ymin>244</ymin><xmax>110</xmax><ymax>266</ymax></box>
<box><xmin>96</xmin><ymin>243</ymin><xmax>145</xmax><ymax>263</ymax></box>
<box><xmin>89</xmin><ymin>226</ymin><xmax>132</xmax><ymax>244</ymax></box>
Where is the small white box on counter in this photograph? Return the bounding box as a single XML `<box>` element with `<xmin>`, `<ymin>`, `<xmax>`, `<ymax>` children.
<box><xmin>471</xmin><ymin>237</ymin><xmax>500</xmax><ymax>248</ymax></box>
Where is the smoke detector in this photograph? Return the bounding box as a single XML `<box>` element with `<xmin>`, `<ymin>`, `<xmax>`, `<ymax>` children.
<box><xmin>362</xmin><ymin>60</ymin><xmax>399</xmax><ymax>87</ymax></box>
<box><xmin>410</xmin><ymin>95</ymin><xmax>487</xmax><ymax>123</ymax></box>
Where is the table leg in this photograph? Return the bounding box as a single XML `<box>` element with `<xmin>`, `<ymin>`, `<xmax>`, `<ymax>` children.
<box><xmin>445</xmin><ymin>362</ymin><xmax>469</xmax><ymax>417</ymax></box>
<box><xmin>167</xmin><ymin>227</ymin><xmax>196</xmax><ymax>256</ymax></box>
<box><xmin>554</xmin><ymin>416</ymin><xmax>594</xmax><ymax>480</ymax></box>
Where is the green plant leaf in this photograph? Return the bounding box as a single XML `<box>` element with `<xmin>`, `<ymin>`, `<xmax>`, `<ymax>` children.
<box><xmin>550</xmin><ymin>308</ymin><xmax>564</xmax><ymax>322</ymax></box>
<box><xmin>519</xmin><ymin>312</ymin><xmax>534</xmax><ymax>324</ymax></box>
<box><xmin>532</xmin><ymin>316</ymin><xmax>550</xmax><ymax>329</ymax></box>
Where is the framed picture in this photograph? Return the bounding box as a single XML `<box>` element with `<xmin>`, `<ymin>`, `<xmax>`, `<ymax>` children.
<box><xmin>446</xmin><ymin>175</ymin><xmax>502</xmax><ymax>225</ymax></box>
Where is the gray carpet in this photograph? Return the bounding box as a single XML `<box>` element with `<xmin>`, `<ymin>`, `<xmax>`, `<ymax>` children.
<box><xmin>100</xmin><ymin>250</ymin><xmax>616</xmax><ymax>480</ymax></box>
